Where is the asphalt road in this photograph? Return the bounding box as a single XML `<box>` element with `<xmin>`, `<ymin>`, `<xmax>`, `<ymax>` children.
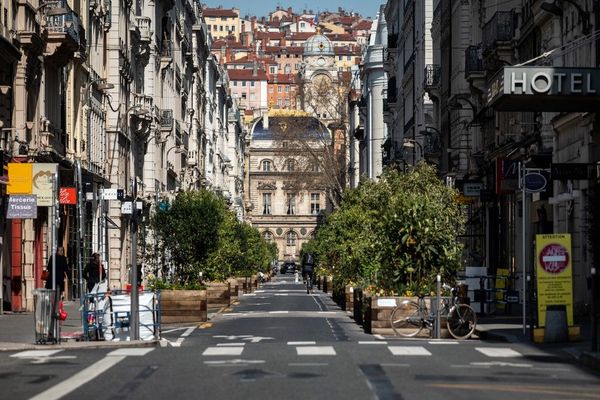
<box><xmin>2</xmin><ymin>275</ymin><xmax>600</xmax><ymax>400</ymax></box>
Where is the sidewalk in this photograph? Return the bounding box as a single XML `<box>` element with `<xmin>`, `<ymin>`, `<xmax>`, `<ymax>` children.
<box><xmin>475</xmin><ymin>313</ymin><xmax>600</xmax><ymax>373</ymax></box>
<box><xmin>0</xmin><ymin>300</ymin><xmax>156</xmax><ymax>351</ymax></box>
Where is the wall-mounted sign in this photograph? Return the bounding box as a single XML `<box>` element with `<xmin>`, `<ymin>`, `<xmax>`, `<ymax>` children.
<box><xmin>59</xmin><ymin>187</ymin><xmax>77</xmax><ymax>205</ymax></box>
<box><xmin>524</xmin><ymin>172</ymin><xmax>548</xmax><ymax>193</ymax></box>
<box><xmin>121</xmin><ymin>202</ymin><xmax>133</xmax><ymax>214</ymax></box>
<box><xmin>495</xmin><ymin>158</ymin><xmax>519</xmax><ymax>194</ymax></box>
<box><xmin>488</xmin><ymin>67</ymin><xmax>600</xmax><ymax>112</ymax></box>
<box><xmin>32</xmin><ymin>164</ymin><xmax>57</xmax><ymax>206</ymax></box>
<box><xmin>102</xmin><ymin>188</ymin><xmax>124</xmax><ymax>200</ymax></box>
<box><xmin>6</xmin><ymin>195</ymin><xmax>38</xmax><ymax>219</ymax></box>
<box><xmin>463</xmin><ymin>182</ymin><xmax>483</xmax><ymax>197</ymax></box>
<box><xmin>551</xmin><ymin>163</ymin><xmax>598</xmax><ymax>180</ymax></box>
<box><xmin>7</xmin><ymin>163</ymin><xmax>33</xmax><ymax>194</ymax></box>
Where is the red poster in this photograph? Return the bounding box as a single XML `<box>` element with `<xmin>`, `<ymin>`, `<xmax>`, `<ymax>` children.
<box><xmin>59</xmin><ymin>187</ymin><xmax>77</xmax><ymax>205</ymax></box>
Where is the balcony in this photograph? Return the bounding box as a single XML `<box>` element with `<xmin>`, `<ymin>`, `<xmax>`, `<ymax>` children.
<box><xmin>159</xmin><ymin>109</ymin><xmax>173</xmax><ymax>130</ymax></box>
<box><xmin>133</xmin><ymin>94</ymin><xmax>153</xmax><ymax>119</ymax></box>
<box><xmin>482</xmin><ymin>11</ymin><xmax>515</xmax><ymax>54</ymax></box>
<box><xmin>465</xmin><ymin>45</ymin><xmax>484</xmax><ymax>76</ymax></box>
<box><xmin>424</xmin><ymin>64</ymin><xmax>440</xmax><ymax>90</ymax></box>
<box><xmin>135</xmin><ymin>16</ymin><xmax>151</xmax><ymax>42</ymax></box>
<box><xmin>44</xmin><ymin>0</ymin><xmax>84</xmax><ymax>66</ymax></box>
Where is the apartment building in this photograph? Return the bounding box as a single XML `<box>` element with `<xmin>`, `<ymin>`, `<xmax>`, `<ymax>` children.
<box><xmin>203</xmin><ymin>7</ymin><xmax>240</xmax><ymax>41</ymax></box>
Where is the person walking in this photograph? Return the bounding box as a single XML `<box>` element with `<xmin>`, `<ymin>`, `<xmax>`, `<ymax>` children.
<box><xmin>84</xmin><ymin>253</ymin><xmax>106</xmax><ymax>293</ymax></box>
<box><xmin>44</xmin><ymin>246</ymin><xmax>70</xmax><ymax>298</ymax></box>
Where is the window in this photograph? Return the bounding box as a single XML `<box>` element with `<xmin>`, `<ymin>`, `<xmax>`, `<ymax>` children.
<box><xmin>241</xmin><ymin>93</ymin><xmax>247</xmax><ymax>99</ymax></box>
<box><xmin>242</xmin><ymin>81</ymin><xmax>246</xmax><ymax>87</ymax></box>
<box><xmin>270</xmin><ymin>66</ymin><xmax>276</xmax><ymax>74</ymax></box>
<box><xmin>261</xmin><ymin>160</ymin><xmax>272</xmax><ymax>171</ymax></box>
<box><xmin>232</xmin><ymin>26</ymin><xmax>236</xmax><ymax>32</ymax></box>
<box><xmin>262</xmin><ymin>193</ymin><xmax>272</xmax><ymax>215</ymax></box>
<box><xmin>284</xmin><ymin>64</ymin><xmax>291</xmax><ymax>74</ymax></box>
<box><xmin>219</xmin><ymin>25</ymin><xmax>223</xmax><ymax>31</ymax></box>
<box><xmin>285</xmin><ymin>86</ymin><xmax>290</xmax><ymax>92</ymax></box>
<box><xmin>286</xmin><ymin>193</ymin><xmax>296</xmax><ymax>215</ymax></box>
<box><xmin>263</xmin><ymin>231</ymin><xmax>273</xmax><ymax>241</ymax></box>
<box><xmin>213</xmin><ymin>25</ymin><xmax>218</xmax><ymax>30</ymax></box>
<box><xmin>286</xmin><ymin>159</ymin><xmax>296</xmax><ymax>171</ymax></box>
<box><xmin>251</xmin><ymin>81</ymin><xmax>255</xmax><ymax>87</ymax></box>
<box><xmin>278</xmin><ymin>86</ymin><xmax>282</xmax><ymax>93</ymax></box>
<box><xmin>286</xmin><ymin>231</ymin><xmax>297</xmax><ymax>246</ymax></box>
<box><xmin>310</xmin><ymin>162</ymin><xmax>320</xmax><ymax>172</ymax></box>
<box><xmin>294</xmin><ymin>64</ymin><xmax>299</xmax><ymax>70</ymax></box>
<box><xmin>269</xmin><ymin>86</ymin><xmax>274</xmax><ymax>93</ymax></box>
<box><xmin>347</xmin><ymin>56</ymin><xmax>352</xmax><ymax>61</ymax></box>
<box><xmin>311</xmin><ymin>193</ymin><xmax>320</xmax><ymax>215</ymax></box>
<box><xmin>250</xmin><ymin>93</ymin><xmax>256</xmax><ymax>100</ymax></box>
<box><xmin>233</xmin><ymin>81</ymin><xmax>238</xmax><ymax>86</ymax></box>
<box><xmin>277</xmin><ymin>63</ymin><xmax>281</xmax><ymax>70</ymax></box>
<box><xmin>338</xmin><ymin>56</ymin><xmax>343</xmax><ymax>61</ymax></box>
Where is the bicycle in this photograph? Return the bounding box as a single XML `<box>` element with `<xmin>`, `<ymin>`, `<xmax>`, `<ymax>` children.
<box><xmin>389</xmin><ymin>284</ymin><xmax>477</xmax><ymax>340</ymax></box>
<box><xmin>304</xmin><ymin>271</ymin><xmax>313</xmax><ymax>294</ymax></box>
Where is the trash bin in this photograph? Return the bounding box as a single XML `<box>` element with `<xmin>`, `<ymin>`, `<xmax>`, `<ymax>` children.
<box><xmin>544</xmin><ymin>304</ymin><xmax>568</xmax><ymax>343</ymax></box>
<box><xmin>33</xmin><ymin>289</ymin><xmax>58</xmax><ymax>344</ymax></box>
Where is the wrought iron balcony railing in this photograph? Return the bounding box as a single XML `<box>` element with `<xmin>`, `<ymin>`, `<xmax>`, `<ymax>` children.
<box><xmin>135</xmin><ymin>16</ymin><xmax>151</xmax><ymax>42</ymax></box>
<box><xmin>482</xmin><ymin>11</ymin><xmax>515</xmax><ymax>53</ymax></box>
<box><xmin>424</xmin><ymin>64</ymin><xmax>441</xmax><ymax>89</ymax></box>
<box><xmin>465</xmin><ymin>45</ymin><xmax>484</xmax><ymax>76</ymax></box>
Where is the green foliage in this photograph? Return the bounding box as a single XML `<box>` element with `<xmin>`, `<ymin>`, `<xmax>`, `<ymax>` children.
<box><xmin>147</xmin><ymin>277</ymin><xmax>206</xmax><ymax>291</ymax></box>
<box><xmin>151</xmin><ymin>189</ymin><xmax>274</xmax><ymax>285</ymax></box>
<box><xmin>306</xmin><ymin>163</ymin><xmax>465</xmax><ymax>294</ymax></box>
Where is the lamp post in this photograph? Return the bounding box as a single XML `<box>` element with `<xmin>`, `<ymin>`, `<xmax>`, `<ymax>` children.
<box><xmin>164</xmin><ymin>145</ymin><xmax>186</xmax><ymax>192</ymax></box>
<box><xmin>403</xmin><ymin>139</ymin><xmax>423</xmax><ymax>166</ymax></box>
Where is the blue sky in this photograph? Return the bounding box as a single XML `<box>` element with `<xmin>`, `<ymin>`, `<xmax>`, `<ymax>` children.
<box><xmin>202</xmin><ymin>1</ymin><xmax>381</xmax><ymax>20</ymax></box>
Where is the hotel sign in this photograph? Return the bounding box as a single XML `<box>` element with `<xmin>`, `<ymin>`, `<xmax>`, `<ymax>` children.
<box><xmin>488</xmin><ymin>67</ymin><xmax>600</xmax><ymax>112</ymax></box>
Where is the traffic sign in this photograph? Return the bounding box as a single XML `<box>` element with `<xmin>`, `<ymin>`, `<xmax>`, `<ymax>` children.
<box><xmin>539</xmin><ymin>242</ymin><xmax>569</xmax><ymax>273</ymax></box>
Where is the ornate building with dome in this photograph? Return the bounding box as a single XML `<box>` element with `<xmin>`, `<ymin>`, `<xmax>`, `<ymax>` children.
<box><xmin>246</xmin><ymin>111</ymin><xmax>331</xmax><ymax>265</ymax></box>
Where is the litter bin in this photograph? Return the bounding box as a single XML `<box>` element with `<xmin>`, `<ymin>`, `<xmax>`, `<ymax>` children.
<box><xmin>544</xmin><ymin>304</ymin><xmax>568</xmax><ymax>343</ymax></box>
<box><xmin>33</xmin><ymin>289</ymin><xmax>58</xmax><ymax>344</ymax></box>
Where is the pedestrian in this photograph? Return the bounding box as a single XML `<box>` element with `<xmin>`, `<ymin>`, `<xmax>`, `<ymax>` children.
<box><xmin>84</xmin><ymin>253</ymin><xmax>105</xmax><ymax>293</ymax></box>
<box><xmin>301</xmin><ymin>252</ymin><xmax>315</xmax><ymax>292</ymax></box>
<box><xmin>44</xmin><ymin>246</ymin><xmax>70</xmax><ymax>298</ymax></box>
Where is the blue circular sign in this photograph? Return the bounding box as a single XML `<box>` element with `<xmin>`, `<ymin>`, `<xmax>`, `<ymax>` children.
<box><xmin>524</xmin><ymin>172</ymin><xmax>547</xmax><ymax>192</ymax></box>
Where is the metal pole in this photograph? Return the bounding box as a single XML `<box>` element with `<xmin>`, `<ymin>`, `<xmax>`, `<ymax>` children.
<box><xmin>131</xmin><ymin>183</ymin><xmax>139</xmax><ymax>340</ymax></box>
<box><xmin>592</xmin><ymin>266</ymin><xmax>598</xmax><ymax>352</ymax></box>
<box><xmin>51</xmin><ymin>174</ymin><xmax>57</xmax><ymax>292</ymax></box>
<box><xmin>75</xmin><ymin>160</ymin><xmax>86</xmax><ymax>336</ymax></box>
<box><xmin>436</xmin><ymin>274</ymin><xmax>441</xmax><ymax>339</ymax></box>
<box><xmin>521</xmin><ymin>162</ymin><xmax>527</xmax><ymax>336</ymax></box>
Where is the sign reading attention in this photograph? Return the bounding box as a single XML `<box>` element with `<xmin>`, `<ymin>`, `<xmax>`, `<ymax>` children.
<box><xmin>536</xmin><ymin>234</ymin><xmax>574</xmax><ymax>327</ymax></box>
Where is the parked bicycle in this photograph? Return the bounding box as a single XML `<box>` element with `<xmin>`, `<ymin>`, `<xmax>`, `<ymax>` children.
<box><xmin>389</xmin><ymin>284</ymin><xmax>477</xmax><ymax>339</ymax></box>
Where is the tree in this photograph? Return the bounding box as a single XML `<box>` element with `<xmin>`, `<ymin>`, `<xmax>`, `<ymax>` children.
<box><xmin>306</xmin><ymin>163</ymin><xmax>466</xmax><ymax>294</ymax></box>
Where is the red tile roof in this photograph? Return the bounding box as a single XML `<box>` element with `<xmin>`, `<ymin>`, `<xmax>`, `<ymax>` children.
<box><xmin>268</xmin><ymin>74</ymin><xmax>298</xmax><ymax>84</ymax></box>
<box><xmin>352</xmin><ymin>20</ymin><xmax>373</xmax><ymax>31</ymax></box>
<box><xmin>203</xmin><ymin>8</ymin><xmax>239</xmax><ymax>18</ymax></box>
<box><xmin>326</xmin><ymin>33</ymin><xmax>355</xmax><ymax>42</ymax></box>
<box><xmin>227</xmin><ymin>68</ymin><xmax>268</xmax><ymax>81</ymax></box>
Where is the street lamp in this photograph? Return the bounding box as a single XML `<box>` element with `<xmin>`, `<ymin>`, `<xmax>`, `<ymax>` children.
<box><xmin>164</xmin><ymin>145</ymin><xmax>186</xmax><ymax>191</ymax></box>
<box><xmin>403</xmin><ymin>139</ymin><xmax>423</xmax><ymax>166</ymax></box>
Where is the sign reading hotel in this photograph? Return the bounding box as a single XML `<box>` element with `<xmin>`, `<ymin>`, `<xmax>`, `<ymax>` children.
<box><xmin>535</xmin><ymin>234</ymin><xmax>573</xmax><ymax>327</ymax></box>
<box><xmin>488</xmin><ymin>67</ymin><xmax>600</xmax><ymax>112</ymax></box>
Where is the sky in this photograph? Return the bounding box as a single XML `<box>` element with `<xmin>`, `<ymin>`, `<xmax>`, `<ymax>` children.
<box><xmin>202</xmin><ymin>1</ymin><xmax>381</xmax><ymax>20</ymax></box>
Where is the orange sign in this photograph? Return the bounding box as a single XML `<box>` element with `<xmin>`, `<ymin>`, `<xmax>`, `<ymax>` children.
<box><xmin>59</xmin><ymin>187</ymin><xmax>77</xmax><ymax>205</ymax></box>
<box><xmin>7</xmin><ymin>163</ymin><xmax>32</xmax><ymax>194</ymax></box>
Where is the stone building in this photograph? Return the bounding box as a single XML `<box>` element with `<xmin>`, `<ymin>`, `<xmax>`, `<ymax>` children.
<box><xmin>247</xmin><ymin>112</ymin><xmax>329</xmax><ymax>264</ymax></box>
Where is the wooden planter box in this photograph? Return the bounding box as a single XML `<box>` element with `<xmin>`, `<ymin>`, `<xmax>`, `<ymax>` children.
<box><xmin>322</xmin><ymin>276</ymin><xmax>333</xmax><ymax>293</ymax></box>
<box><xmin>362</xmin><ymin>296</ymin><xmax>451</xmax><ymax>338</ymax></box>
<box><xmin>160</xmin><ymin>289</ymin><xmax>207</xmax><ymax>324</ymax></box>
<box><xmin>206</xmin><ymin>282</ymin><xmax>231</xmax><ymax>313</ymax></box>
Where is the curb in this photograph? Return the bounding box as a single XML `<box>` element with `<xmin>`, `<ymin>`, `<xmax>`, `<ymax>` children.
<box><xmin>578</xmin><ymin>352</ymin><xmax>600</xmax><ymax>372</ymax></box>
<box><xmin>0</xmin><ymin>339</ymin><xmax>159</xmax><ymax>352</ymax></box>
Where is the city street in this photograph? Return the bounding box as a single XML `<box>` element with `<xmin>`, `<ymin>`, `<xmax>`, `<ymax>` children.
<box><xmin>2</xmin><ymin>276</ymin><xmax>599</xmax><ymax>400</ymax></box>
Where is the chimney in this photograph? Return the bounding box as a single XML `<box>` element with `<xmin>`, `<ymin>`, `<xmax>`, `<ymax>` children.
<box><xmin>288</xmin><ymin>7</ymin><xmax>292</xmax><ymax>15</ymax></box>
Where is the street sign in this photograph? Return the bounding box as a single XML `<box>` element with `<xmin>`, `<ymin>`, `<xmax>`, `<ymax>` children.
<box><xmin>524</xmin><ymin>172</ymin><xmax>547</xmax><ymax>192</ymax></box>
<box><xmin>6</xmin><ymin>195</ymin><xmax>38</xmax><ymax>219</ymax></box>
<box><xmin>551</xmin><ymin>163</ymin><xmax>598</xmax><ymax>180</ymax></box>
<box><xmin>121</xmin><ymin>201</ymin><xmax>133</xmax><ymax>214</ymax></box>
<box><xmin>463</xmin><ymin>182</ymin><xmax>483</xmax><ymax>197</ymax></box>
<box><xmin>59</xmin><ymin>187</ymin><xmax>77</xmax><ymax>205</ymax></box>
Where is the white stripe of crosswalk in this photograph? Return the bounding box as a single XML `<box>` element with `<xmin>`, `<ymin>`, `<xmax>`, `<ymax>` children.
<box><xmin>388</xmin><ymin>346</ymin><xmax>432</xmax><ymax>356</ymax></box>
<box><xmin>475</xmin><ymin>347</ymin><xmax>522</xmax><ymax>358</ymax></box>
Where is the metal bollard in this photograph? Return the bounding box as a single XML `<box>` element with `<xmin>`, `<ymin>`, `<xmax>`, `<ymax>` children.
<box><xmin>436</xmin><ymin>275</ymin><xmax>441</xmax><ymax>339</ymax></box>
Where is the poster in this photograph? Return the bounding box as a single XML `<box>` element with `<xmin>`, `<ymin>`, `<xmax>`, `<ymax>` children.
<box><xmin>535</xmin><ymin>234</ymin><xmax>573</xmax><ymax>327</ymax></box>
<box><xmin>32</xmin><ymin>163</ymin><xmax>57</xmax><ymax>206</ymax></box>
<box><xmin>7</xmin><ymin>163</ymin><xmax>32</xmax><ymax>194</ymax></box>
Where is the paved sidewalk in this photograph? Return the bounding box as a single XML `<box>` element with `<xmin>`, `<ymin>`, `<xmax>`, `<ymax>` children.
<box><xmin>0</xmin><ymin>300</ymin><xmax>157</xmax><ymax>351</ymax></box>
<box><xmin>475</xmin><ymin>314</ymin><xmax>600</xmax><ymax>373</ymax></box>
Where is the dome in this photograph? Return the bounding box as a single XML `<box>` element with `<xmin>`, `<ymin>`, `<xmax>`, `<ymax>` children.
<box><xmin>303</xmin><ymin>34</ymin><xmax>334</xmax><ymax>56</ymax></box>
<box><xmin>251</xmin><ymin>115</ymin><xmax>331</xmax><ymax>141</ymax></box>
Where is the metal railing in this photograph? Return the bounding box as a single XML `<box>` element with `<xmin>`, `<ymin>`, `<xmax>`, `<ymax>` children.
<box><xmin>45</xmin><ymin>0</ymin><xmax>81</xmax><ymax>44</ymax></box>
<box><xmin>482</xmin><ymin>11</ymin><xmax>515</xmax><ymax>52</ymax></box>
<box><xmin>424</xmin><ymin>64</ymin><xmax>441</xmax><ymax>89</ymax></box>
<box><xmin>135</xmin><ymin>16</ymin><xmax>151</xmax><ymax>41</ymax></box>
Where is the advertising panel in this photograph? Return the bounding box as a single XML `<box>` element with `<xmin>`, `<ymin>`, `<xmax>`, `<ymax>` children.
<box><xmin>7</xmin><ymin>163</ymin><xmax>33</xmax><ymax>194</ymax></box>
<box><xmin>535</xmin><ymin>234</ymin><xmax>574</xmax><ymax>327</ymax></box>
<box><xmin>32</xmin><ymin>164</ymin><xmax>57</xmax><ymax>206</ymax></box>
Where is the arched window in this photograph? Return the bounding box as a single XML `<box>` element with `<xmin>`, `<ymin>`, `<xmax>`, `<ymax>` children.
<box><xmin>263</xmin><ymin>231</ymin><xmax>273</xmax><ymax>241</ymax></box>
<box><xmin>261</xmin><ymin>160</ymin><xmax>272</xmax><ymax>172</ymax></box>
<box><xmin>286</xmin><ymin>231</ymin><xmax>297</xmax><ymax>246</ymax></box>
<box><xmin>286</xmin><ymin>159</ymin><xmax>296</xmax><ymax>172</ymax></box>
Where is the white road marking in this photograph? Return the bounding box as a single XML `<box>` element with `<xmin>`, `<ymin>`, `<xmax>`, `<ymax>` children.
<box><xmin>379</xmin><ymin>363</ymin><xmax>411</xmax><ymax>367</ymax></box>
<box><xmin>373</xmin><ymin>334</ymin><xmax>385</xmax><ymax>340</ymax></box>
<box><xmin>358</xmin><ymin>341</ymin><xmax>388</xmax><ymax>345</ymax></box>
<box><xmin>475</xmin><ymin>347</ymin><xmax>522</xmax><ymax>358</ymax></box>
<box><xmin>288</xmin><ymin>363</ymin><xmax>329</xmax><ymax>366</ymax></box>
<box><xmin>202</xmin><ymin>346</ymin><xmax>244</xmax><ymax>356</ymax></box>
<box><xmin>217</xmin><ymin>342</ymin><xmax>246</xmax><ymax>346</ymax></box>
<box><xmin>161</xmin><ymin>326</ymin><xmax>196</xmax><ymax>335</ymax></box>
<box><xmin>428</xmin><ymin>341</ymin><xmax>459</xmax><ymax>345</ymax></box>
<box><xmin>287</xmin><ymin>341</ymin><xmax>316</xmax><ymax>345</ymax></box>
<box><xmin>269</xmin><ymin>311</ymin><xmax>289</xmax><ymax>314</ymax></box>
<box><xmin>317</xmin><ymin>311</ymin><xmax>336</xmax><ymax>314</ymax></box>
<box><xmin>11</xmin><ymin>350</ymin><xmax>63</xmax><ymax>358</ymax></box>
<box><xmin>180</xmin><ymin>327</ymin><xmax>196</xmax><ymax>337</ymax></box>
<box><xmin>471</xmin><ymin>361</ymin><xmax>532</xmax><ymax>368</ymax></box>
<box><xmin>296</xmin><ymin>346</ymin><xmax>336</xmax><ymax>356</ymax></box>
<box><xmin>108</xmin><ymin>348</ymin><xmax>154</xmax><ymax>357</ymax></box>
<box><xmin>204</xmin><ymin>359</ymin><xmax>265</xmax><ymax>365</ymax></box>
<box><xmin>29</xmin><ymin>349</ymin><xmax>154</xmax><ymax>400</ymax></box>
<box><xmin>388</xmin><ymin>346</ymin><xmax>432</xmax><ymax>356</ymax></box>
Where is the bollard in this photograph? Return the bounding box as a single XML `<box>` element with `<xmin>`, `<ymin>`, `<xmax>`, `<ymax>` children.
<box><xmin>295</xmin><ymin>271</ymin><xmax>299</xmax><ymax>283</ymax></box>
<box><xmin>436</xmin><ymin>275</ymin><xmax>441</xmax><ymax>339</ymax></box>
